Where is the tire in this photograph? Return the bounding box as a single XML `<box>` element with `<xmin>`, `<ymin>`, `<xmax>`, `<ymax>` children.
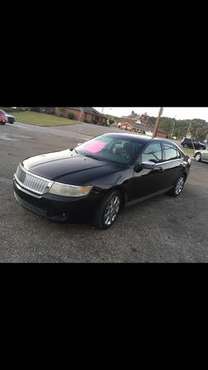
<box><xmin>168</xmin><ymin>175</ymin><xmax>186</xmax><ymax>197</ymax></box>
<box><xmin>194</xmin><ymin>153</ymin><xmax>202</xmax><ymax>162</ymax></box>
<box><xmin>94</xmin><ymin>190</ymin><xmax>121</xmax><ymax>230</ymax></box>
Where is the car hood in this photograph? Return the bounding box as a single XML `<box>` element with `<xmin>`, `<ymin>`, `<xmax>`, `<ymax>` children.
<box><xmin>23</xmin><ymin>149</ymin><xmax>124</xmax><ymax>186</ymax></box>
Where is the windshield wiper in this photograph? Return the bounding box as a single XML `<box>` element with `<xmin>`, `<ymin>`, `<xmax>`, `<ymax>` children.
<box><xmin>82</xmin><ymin>153</ymin><xmax>100</xmax><ymax>160</ymax></box>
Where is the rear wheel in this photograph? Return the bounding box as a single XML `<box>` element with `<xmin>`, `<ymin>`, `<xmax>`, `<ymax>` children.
<box><xmin>195</xmin><ymin>153</ymin><xmax>202</xmax><ymax>162</ymax></box>
<box><xmin>94</xmin><ymin>190</ymin><xmax>121</xmax><ymax>230</ymax></box>
<box><xmin>168</xmin><ymin>175</ymin><xmax>185</xmax><ymax>197</ymax></box>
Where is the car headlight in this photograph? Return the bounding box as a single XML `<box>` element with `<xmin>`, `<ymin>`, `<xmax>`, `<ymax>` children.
<box><xmin>49</xmin><ymin>182</ymin><xmax>93</xmax><ymax>197</ymax></box>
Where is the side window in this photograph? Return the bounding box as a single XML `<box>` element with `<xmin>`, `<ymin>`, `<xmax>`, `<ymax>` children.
<box><xmin>162</xmin><ymin>143</ymin><xmax>181</xmax><ymax>161</ymax></box>
<box><xmin>176</xmin><ymin>149</ymin><xmax>182</xmax><ymax>159</ymax></box>
<box><xmin>142</xmin><ymin>142</ymin><xmax>162</xmax><ymax>163</ymax></box>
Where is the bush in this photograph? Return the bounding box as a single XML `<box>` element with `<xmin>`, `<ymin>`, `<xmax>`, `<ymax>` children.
<box><xmin>68</xmin><ymin>112</ymin><xmax>75</xmax><ymax>120</ymax></box>
<box><xmin>0</xmin><ymin>107</ymin><xmax>12</xmax><ymax>112</ymax></box>
<box><xmin>55</xmin><ymin>108</ymin><xmax>66</xmax><ymax>117</ymax></box>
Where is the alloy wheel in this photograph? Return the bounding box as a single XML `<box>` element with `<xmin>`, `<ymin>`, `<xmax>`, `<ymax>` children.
<box><xmin>175</xmin><ymin>177</ymin><xmax>185</xmax><ymax>195</ymax></box>
<box><xmin>195</xmin><ymin>153</ymin><xmax>201</xmax><ymax>162</ymax></box>
<box><xmin>103</xmin><ymin>194</ymin><xmax>120</xmax><ymax>226</ymax></box>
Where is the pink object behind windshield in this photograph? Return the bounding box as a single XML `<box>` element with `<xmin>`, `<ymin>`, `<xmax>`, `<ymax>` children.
<box><xmin>83</xmin><ymin>140</ymin><xmax>107</xmax><ymax>154</ymax></box>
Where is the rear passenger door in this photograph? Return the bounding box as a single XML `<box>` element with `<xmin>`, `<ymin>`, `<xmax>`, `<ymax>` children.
<box><xmin>161</xmin><ymin>142</ymin><xmax>184</xmax><ymax>188</ymax></box>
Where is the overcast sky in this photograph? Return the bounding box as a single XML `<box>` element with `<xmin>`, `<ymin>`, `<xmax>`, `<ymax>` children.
<box><xmin>94</xmin><ymin>107</ymin><xmax>208</xmax><ymax>121</ymax></box>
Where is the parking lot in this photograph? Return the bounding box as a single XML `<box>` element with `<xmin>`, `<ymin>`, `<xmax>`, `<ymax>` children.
<box><xmin>1</xmin><ymin>122</ymin><xmax>208</xmax><ymax>262</ymax></box>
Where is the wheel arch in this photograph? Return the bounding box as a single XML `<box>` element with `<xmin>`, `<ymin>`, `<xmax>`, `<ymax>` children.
<box><xmin>183</xmin><ymin>171</ymin><xmax>188</xmax><ymax>182</ymax></box>
<box><xmin>112</xmin><ymin>185</ymin><xmax>128</xmax><ymax>208</ymax></box>
<box><xmin>194</xmin><ymin>151</ymin><xmax>202</xmax><ymax>162</ymax></box>
<box><xmin>194</xmin><ymin>151</ymin><xmax>201</xmax><ymax>157</ymax></box>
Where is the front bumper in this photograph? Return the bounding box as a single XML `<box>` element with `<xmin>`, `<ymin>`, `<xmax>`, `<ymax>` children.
<box><xmin>13</xmin><ymin>178</ymin><xmax>102</xmax><ymax>221</ymax></box>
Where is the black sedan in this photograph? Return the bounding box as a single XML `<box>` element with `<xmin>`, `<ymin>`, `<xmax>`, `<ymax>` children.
<box><xmin>13</xmin><ymin>133</ymin><xmax>191</xmax><ymax>229</ymax></box>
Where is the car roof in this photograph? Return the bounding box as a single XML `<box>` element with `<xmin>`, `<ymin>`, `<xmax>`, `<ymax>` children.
<box><xmin>153</xmin><ymin>137</ymin><xmax>177</xmax><ymax>145</ymax></box>
<box><xmin>103</xmin><ymin>133</ymin><xmax>179</xmax><ymax>146</ymax></box>
<box><xmin>102</xmin><ymin>132</ymin><xmax>152</xmax><ymax>143</ymax></box>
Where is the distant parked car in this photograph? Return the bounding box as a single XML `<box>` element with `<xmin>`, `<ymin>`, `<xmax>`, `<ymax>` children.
<box><xmin>0</xmin><ymin>110</ymin><xmax>7</xmax><ymax>125</ymax></box>
<box><xmin>194</xmin><ymin>147</ymin><xmax>208</xmax><ymax>162</ymax></box>
<box><xmin>181</xmin><ymin>137</ymin><xmax>206</xmax><ymax>150</ymax></box>
<box><xmin>5</xmin><ymin>113</ymin><xmax>16</xmax><ymax>124</ymax></box>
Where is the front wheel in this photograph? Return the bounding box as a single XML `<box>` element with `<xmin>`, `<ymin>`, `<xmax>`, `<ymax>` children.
<box><xmin>168</xmin><ymin>175</ymin><xmax>186</xmax><ymax>197</ymax></box>
<box><xmin>194</xmin><ymin>153</ymin><xmax>202</xmax><ymax>162</ymax></box>
<box><xmin>94</xmin><ymin>190</ymin><xmax>121</xmax><ymax>230</ymax></box>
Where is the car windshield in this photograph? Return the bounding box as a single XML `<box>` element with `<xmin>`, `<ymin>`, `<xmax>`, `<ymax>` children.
<box><xmin>76</xmin><ymin>135</ymin><xmax>144</xmax><ymax>165</ymax></box>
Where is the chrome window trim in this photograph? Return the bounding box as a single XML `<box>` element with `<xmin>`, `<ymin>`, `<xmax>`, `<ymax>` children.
<box><xmin>154</xmin><ymin>158</ymin><xmax>182</xmax><ymax>166</ymax></box>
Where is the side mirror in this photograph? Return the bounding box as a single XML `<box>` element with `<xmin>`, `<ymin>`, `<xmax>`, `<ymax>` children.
<box><xmin>142</xmin><ymin>161</ymin><xmax>157</xmax><ymax>169</ymax></box>
<box><xmin>134</xmin><ymin>163</ymin><xmax>143</xmax><ymax>172</ymax></box>
<box><xmin>134</xmin><ymin>161</ymin><xmax>156</xmax><ymax>172</ymax></box>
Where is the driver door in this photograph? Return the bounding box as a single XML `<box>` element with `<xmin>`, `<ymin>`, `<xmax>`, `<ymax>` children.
<box><xmin>129</xmin><ymin>141</ymin><xmax>165</xmax><ymax>201</ymax></box>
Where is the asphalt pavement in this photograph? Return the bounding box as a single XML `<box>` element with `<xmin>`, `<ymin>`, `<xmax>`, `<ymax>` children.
<box><xmin>0</xmin><ymin>122</ymin><xmax>208</xmax><ymax>262</ymax></box>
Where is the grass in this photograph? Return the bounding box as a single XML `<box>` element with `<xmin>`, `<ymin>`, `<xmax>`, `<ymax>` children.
<box><xmin>182</xmin><ymin>148</ymin><xmax>195</xmax><ymax>157</ymax></box>
<box><xmin>13</xmin><ymin>111</ymin><xmax>79</xmax><ymax>127</ymax></box>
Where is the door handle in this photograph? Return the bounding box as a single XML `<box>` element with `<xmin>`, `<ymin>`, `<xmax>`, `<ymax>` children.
<box><xmin>154</xmin><ymin>166</ymin><xmax>164</xmax><ymax>173</ymax></box>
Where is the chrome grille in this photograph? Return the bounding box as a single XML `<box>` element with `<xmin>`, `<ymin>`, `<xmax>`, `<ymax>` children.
<box><xmin>15</xmin><ymin>165</ymin><xmax>51</xmax><ymax>195</ymax></box>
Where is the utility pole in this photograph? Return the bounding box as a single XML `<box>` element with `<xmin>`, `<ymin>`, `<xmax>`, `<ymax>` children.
<box><xmin>186</xmin><ymin>121</ymin><xmax>195</xmax><ymax>151</ymax></box>
<box><xmin>186</xmin><ymin>121</ymin><xmax>192</xmax><ymax>138</ymax></box>
<box><xmin>152</xmin><ymin>107</ymin><xmax>163</xmax><ymax>138</ymax></box>
<box><xmin>171</xmin><ymin>118</ymin><xmax>176</xmax><ymax>139</ymax></box>
<box><xmin>79</xmin><ymin>107</ymin><xmax>84</xmax><ymax>122</ymax></box>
